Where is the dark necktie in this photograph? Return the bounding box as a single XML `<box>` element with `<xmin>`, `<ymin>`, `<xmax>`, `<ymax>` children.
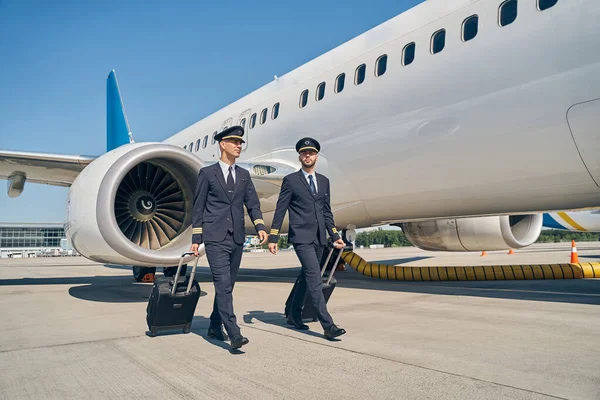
<box><xmin>227</xmin><ymin>166</ymin><xmax>234</xmax><ymax>194</ymax></box>
<box><xmin>308</xmin><ymin>175</ymin><xmax>316</xmax><ymax>195</ymax></box>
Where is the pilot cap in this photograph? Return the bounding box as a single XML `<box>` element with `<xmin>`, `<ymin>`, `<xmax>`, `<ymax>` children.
<box><xmin>214</xmin><ymin>126</ymin><xmax>245</xmax><ymax>143</ymax></box>
<box><xmin>295</xmin><ymin>137</ymin><xmax>320</xmax><ymax>153</ymax></box>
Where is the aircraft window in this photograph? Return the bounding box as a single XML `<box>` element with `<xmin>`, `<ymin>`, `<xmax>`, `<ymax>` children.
<box><xmin>240</xmin><ymin>118</ymin><xmax>247</xmax><ymax>131</ymax></box>
<box><xmin>183</xmin><ymin>145</ymin><xmax>187</xmax><ymax>150</ymax></box>
<box><xmin>355</xmin><ymin>64</ymin><xmax>366</xmax><ymax>85</ymax></box>
<box><xmin>272</xmin><ymin>103</ymin><xmax>280</xmax><ymax>119</ymax></box>
<box><xmin>250</xmin><ymin>113</ymin><xmax>257</xmax><ymax>129</ymax></box>
<box><xmin>211</xmin><ymin>131</ymin><xmax>217</xmax><ymax>144</ymax></box>
<box><xmin>499</xmin><ymin>0</ymin><xmax>518</xmax><ymax>26</ymax></box>
<box><xmin>375</xmin><ymin>55</ymin><xmax>387</xmax><ymax>77</ymax></box>
<box><xmin>195</xmin><ymin>139</ymin><xmax>201</xmax><ymax>152</ymax></box>
<box><xmin>462</xmin><ymin>15</ymin><xmax>478</xmax><ymax>41</ymax></box>
<box><xmin>538</xmin><ymin>0</ymin><xmax>557</xmax><ymax>10</ymax></box>
<box><xmin>316</xmin><ymin>82</ymin><xmax>326</xmax><ymax>101</ymax></box>
<box><xmin>202</xmin><ymin>135</ymin><xmax>208</xmax><ymax>149</ymax></box>
<box><xmin>431</xmin><ymin>29</ymin><xmax>446</xmax><ymax>54</ymax></box>
<box><xmin>335</xmin><ymin>73</ymin><xmax>345</xmax><ymax>93</ymax></box>
<box><xmin>299</xmin><ymin>90</ymin><xmax>309</xmax><ymax>108</ymax></box>
<box><xmin>189</xmin><ymin>143</ymin><xmax>193</xmax><ymax>152</ymax></box>
<box><xmin>402</xmin><ymin>42</ymin><xmax>416</xmax><ymax>66</ymax></box>
<box><xmin>260</xmin><ymin>108</ymin><xmax>267</xmax><ymax>124</ymax></box>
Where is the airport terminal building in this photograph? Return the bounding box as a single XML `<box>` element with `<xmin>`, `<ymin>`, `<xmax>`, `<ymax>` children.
<box><xmin>0</xmin><ymin>222</ymin><xmax>73</xmax><ymax>257</ymax></box>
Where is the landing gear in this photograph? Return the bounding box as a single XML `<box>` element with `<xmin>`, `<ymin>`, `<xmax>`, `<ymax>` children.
<box><xmin>133</xmin><ymin>266</ymin><xmax>156</xmax><ymax>282</ymax></box>
<box><xmin>163</xmin><ymin>265</ymin><xmax>187</xmax><ymax>278</ymax></box>
<box><xmin>336</xmin><ymin>229</ymin><xmax>356</xmax><ymax>271</ymax></box>
<box><xmin>341</xmin><ymin>228</ymin><xmax>356</xmax><ymax>246</ymax></box>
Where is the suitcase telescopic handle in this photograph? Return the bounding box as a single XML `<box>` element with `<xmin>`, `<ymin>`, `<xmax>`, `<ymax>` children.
<box><xmin>320</xmin><ymin>248</ymin><xmax>335</xmax><ymax>277</ymax></box>
<box><xmin>325</xmin><ymin>249</ymin><xmax>344</xmax><ymax>286</ymax></box>
<box><xmin>320</xmin><ymin>244</ymin><xmax>345</xmax><ymax>285</ymax></box>
<box><xmin>171</xmin><ymin>250</ymin><xmax>202</xmax><ymax>296</ymax></box>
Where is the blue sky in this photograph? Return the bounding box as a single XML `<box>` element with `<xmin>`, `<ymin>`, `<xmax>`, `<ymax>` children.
<box><xmin>0</xmin><ymin>0</ymin><xmax>422</xmax><ymax>223</ymax></box>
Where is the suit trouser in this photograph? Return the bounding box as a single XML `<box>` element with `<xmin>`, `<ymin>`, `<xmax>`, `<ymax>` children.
<box><xmin>204</xmin><ymin>232</ymin><xmax>243</xmax><ymax>337</ymax></box>
<box><xmin>291</xmin><ymin>241</ymin><xmax>334</xmax><ymax>330</ymax></box>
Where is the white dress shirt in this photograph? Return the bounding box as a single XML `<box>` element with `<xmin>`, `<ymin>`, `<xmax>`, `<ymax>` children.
<box><xmin>302</xmin><ymin>169</ymin><xmax>318</xmax><ymax>193</ymax></box>
<box><xmin>219</xmin><ymin>160</ymin><xmax>236</xmax><ymax>183</ymax></box>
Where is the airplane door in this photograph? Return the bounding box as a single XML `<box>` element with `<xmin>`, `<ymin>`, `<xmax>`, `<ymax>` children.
<box><xmin>567</xmin><ymin>99</ymin><xmax>600</xmax><ymax>187</ymax></box>
<box><xmin>216</xmin><ymin>118</ymin><xmax>234</xmax><ymax>159</ymax></box>
<box><xmin>220</xmin><ymin>118</ymin><xmax>233</xmax><ymax>131</ymax></box>
<box><xmin>237</xmin><ymin>109</ymin><xmax>251</xmax><ymax>151</ymax></box>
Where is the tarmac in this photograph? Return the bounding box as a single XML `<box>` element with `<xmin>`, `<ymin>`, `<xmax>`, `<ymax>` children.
<box><xmin>0</xmin><ymin>242</ymin><xmax>599</xmax><ymax>399</ymax></box>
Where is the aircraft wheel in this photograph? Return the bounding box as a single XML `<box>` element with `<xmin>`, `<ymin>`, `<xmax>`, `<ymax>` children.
<box><xmin>163</xmin><ymin>265</ymin><xmax>187</xmax><ymax>278</ymax></box>
<box><xmin>133</xmin><ymin>266</ymin><xmax>156</xmax><ymax>282</ymax></box>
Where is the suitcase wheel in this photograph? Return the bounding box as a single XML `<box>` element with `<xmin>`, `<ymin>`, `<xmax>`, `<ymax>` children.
<box><xmin>312</xmin><ymin>317</ymin><xmax>318</xmax><ymax>322</ymax></box>
<box><xmin>149</xmin><ymin>327</ymin><xmax>158</xmax><ymax>337</ymax></box>
<box><xmin>183</xmin><ymin>323</ymin><xmax>191</xmax><ymax>334</ymax></box>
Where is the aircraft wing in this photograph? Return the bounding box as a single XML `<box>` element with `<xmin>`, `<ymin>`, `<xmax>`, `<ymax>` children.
<box><xmin>0</xmin><ymin>152</ymin><xmax>293</xmax><ymax>200</ymax></box>
<box><xmin>0</xmin><ymin>150</ymin><xmax>95</xmax><ymax>195</ymax></box>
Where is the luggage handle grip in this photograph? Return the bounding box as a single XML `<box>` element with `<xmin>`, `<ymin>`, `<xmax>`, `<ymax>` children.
<box><xmin>171</xmin><ymin>249</ymin><xmax>203</xmax><ymax>296</ymax></box>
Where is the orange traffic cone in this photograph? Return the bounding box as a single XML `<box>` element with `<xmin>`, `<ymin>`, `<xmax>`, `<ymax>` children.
<box><xmin>508</xmin><ymin>249</ymin><xmax>514</xmax><ymax>255</ymax></box>
<box><xmin>481</xmin><ymin>251</ymin><xmax>487</xmax><ymax>257</ymax></box>
<box><xmin>570</xmin><ymin>240</ymin><xmax>579</xmax><ymax>263</ymax></box>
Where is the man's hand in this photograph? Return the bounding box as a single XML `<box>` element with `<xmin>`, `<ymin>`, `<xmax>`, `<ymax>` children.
<box><xmin>190</xmin><ymin>243</ymin><xmax>199</xmax><ymax>256</ymax></box>
<box><xmin>268</xmin><ymin>243</ymin><xmax>278</xmax><ymax>255</ymax></box>
<box><xmin>258</xmin><ymin>230</ymin><xmax>268</xmax><ymax>245</ymax></box>
<box><xmin>333</xmin><ymin>239</ymin><xmax>345</xmax><ymax>249</ymax></box>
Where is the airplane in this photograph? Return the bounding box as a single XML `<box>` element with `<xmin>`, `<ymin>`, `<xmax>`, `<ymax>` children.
<box><xmin>1</xmin><ymin>0</ymin><xmax>600</xmax><ymax>280</ymax></box>
<box><xmin>543</xmin><ymin>210</ymin><xmax>600</xmax><ymax>232</ymax></box>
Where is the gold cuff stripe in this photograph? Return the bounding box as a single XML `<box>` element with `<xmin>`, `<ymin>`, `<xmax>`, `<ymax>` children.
<box><xmin>270</xmin><ymin>229</ymin><xmax>279</xmax><ymax>234</ymax></box>
<box><xmin>253</xmin><ymin>219</ymin><xmax>265</xmax><ymax>225</ymax></box>
<box><xmin>192</xmin><ymin>228</ymin><xmax>203</xmax><ymax>233</ymax></box>
<box><xmin>332</xmin><ymin>228</ymin><xmax>338</xmax><ymax>233</ymax></box>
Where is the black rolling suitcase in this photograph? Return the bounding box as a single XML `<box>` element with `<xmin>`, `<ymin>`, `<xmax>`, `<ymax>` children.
<box><xmin>146</xmin><ymin>252</ymin><xmax>201</xmax><ymax>337</ymax></box>
<box><xmin>285</xmin><ymin>245</ymin><xmax>344</xmax><ymax>321</ymax></box>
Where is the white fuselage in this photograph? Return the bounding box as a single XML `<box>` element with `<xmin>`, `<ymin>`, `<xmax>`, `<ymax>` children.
<box><xmin>164</xmin><ymin>0</ymin><xmax>600</xmax><ymax>230</ymax></box>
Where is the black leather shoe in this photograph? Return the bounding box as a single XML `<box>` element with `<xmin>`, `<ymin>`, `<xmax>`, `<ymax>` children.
<box><xmin>287</xmin><ymin>315</ymin><xmax>309</xmax><ymax>330</ymax></box>
<box><xmin>324</xmin><ymin>324</ymin><xmax>346</xmax><ymax>340</ymax></box>
<box><xmin>230</xmin><ymin>335</ymin><xmax>249</xmax><ymax>349</ymax></box>
<box><xmin>207</xmin><ymin>326</ymin><xmax>228</xmax><ymax>341</ymax></box>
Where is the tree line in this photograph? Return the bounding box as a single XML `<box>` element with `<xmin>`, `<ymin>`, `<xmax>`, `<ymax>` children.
<box><xmin>249</xmin><ymin>229</ymin><xmax>600</xmax><ymax>250</ymax></box>
<box><xmin>353</xmin><ymin>229</ymin><xmax>600</xmax><ymax>248</ymax></box>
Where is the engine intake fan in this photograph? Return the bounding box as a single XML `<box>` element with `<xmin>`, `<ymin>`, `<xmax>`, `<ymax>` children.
<box><xmin>115</xmin><ymin>162</ymin><xmax>186</xmax><ymax>250</ymax></box>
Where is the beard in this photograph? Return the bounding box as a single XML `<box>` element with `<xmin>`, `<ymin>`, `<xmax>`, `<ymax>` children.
<box><xmin>301</xmin><ymin>158</ymin><xmax>316</xmax><ymax>168</ymax></box>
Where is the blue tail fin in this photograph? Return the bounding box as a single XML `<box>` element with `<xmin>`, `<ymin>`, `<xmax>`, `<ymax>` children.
<box><xmin>106</xmin><ymin>70</ymin><xmax>134</xmax><ymax>152</ymax></box>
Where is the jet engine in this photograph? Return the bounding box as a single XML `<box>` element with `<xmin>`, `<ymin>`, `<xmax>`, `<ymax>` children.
<box><xmin>399</xmin><ymin>214</ymin><xmax>543</xmax><ymax>251</ymax></box>
<box><xmin>65</xmin><ymin>143</ymin><xmax>203</xmax><ymax>266</ymax></box>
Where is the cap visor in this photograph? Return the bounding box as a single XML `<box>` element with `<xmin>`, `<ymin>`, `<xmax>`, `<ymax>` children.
<box><xmin>298</xmin><ymin>146</ymin><xmax>318</xmax><ymax>152</ymax></box>
<box><xmin>220</xmin><ymin>135</ymin><xmax>245</xmax><ymax>143</ymax></box>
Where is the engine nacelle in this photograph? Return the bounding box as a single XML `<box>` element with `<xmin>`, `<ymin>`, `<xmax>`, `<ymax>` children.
<box><xmin>399</xmin><ymin>214</ymin><xmax>543</xmax><ymax>251</ymax></box>
<box><xmin>65</xmin><ymin>143</ymin><xmax>203</xmax><ymax>266</ymax></box>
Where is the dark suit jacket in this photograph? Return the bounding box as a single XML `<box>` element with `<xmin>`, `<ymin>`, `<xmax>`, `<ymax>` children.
<box><xmin>192</xmin><ymin>163</ymin><xmax>265</xmax><ymax>245</ymax></box>
<box><xmin>268</xmin><ymin>170</ymin><xmax>340</xmax><ymax>245</ymax></box>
